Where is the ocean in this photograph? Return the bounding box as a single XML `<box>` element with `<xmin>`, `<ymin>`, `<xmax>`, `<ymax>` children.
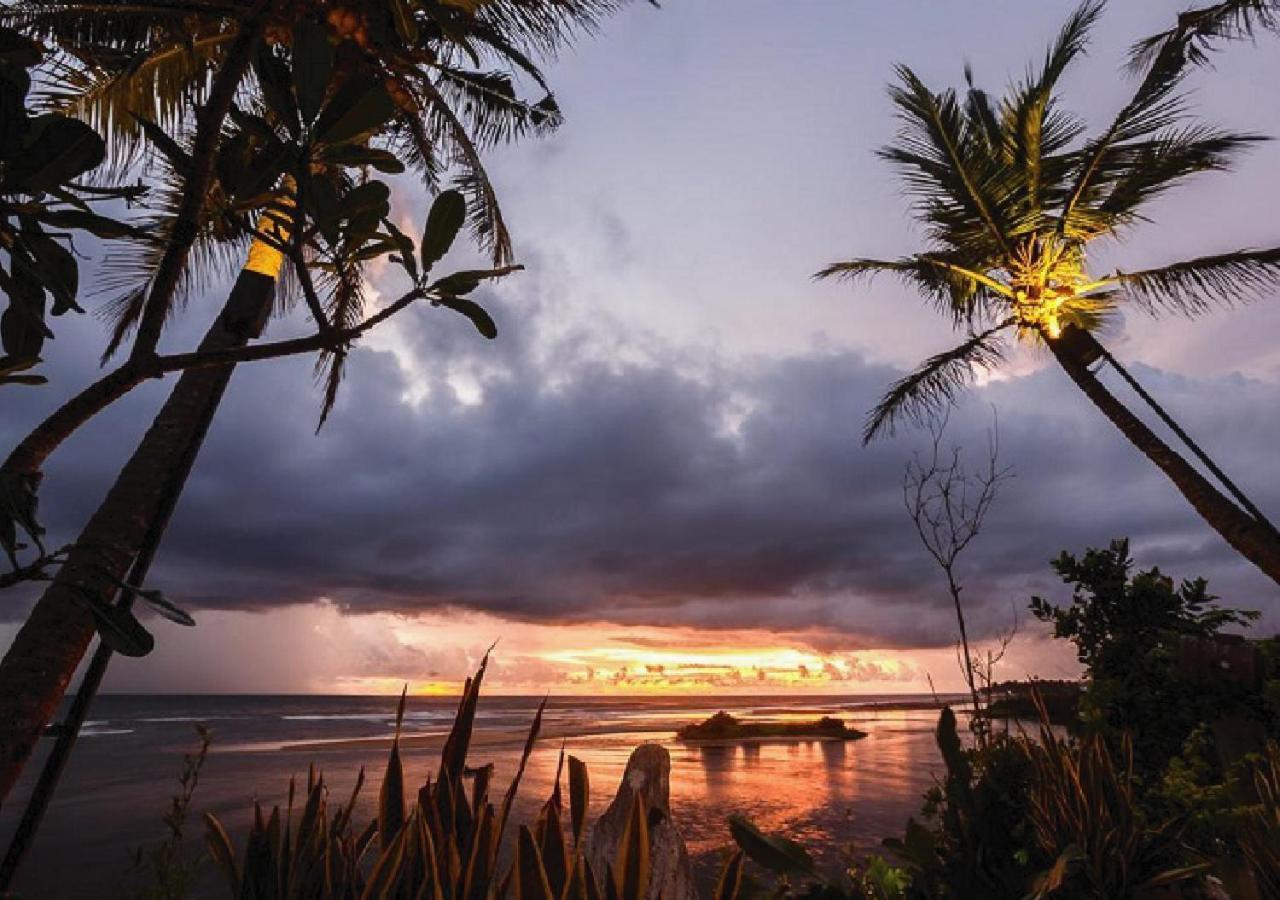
<box><xmin>0</xmin><ymin>693</ymin><xmax>968</xmax><ymax>898</ymax></box>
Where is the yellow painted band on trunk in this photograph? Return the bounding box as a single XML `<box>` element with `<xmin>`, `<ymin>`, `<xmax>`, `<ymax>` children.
<box><xmin>243</xmin><ymin>196</ymin><xmax>295</xmax><ymax>280</ymax></box>
<box><xmin>244</xmin><ymin>239</ymin><xmax>285</xmax><ymax>278</ymax></box>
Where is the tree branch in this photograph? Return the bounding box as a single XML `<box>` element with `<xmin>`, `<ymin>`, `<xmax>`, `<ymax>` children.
<box><xmin>2</xmin><ymin>288</ymin><xmax>426</xmax><ymax>478</ymax></box>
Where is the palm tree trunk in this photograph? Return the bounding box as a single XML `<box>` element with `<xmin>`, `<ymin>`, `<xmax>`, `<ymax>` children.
<box><xmin>1048</xmin><ymin>326</ymin><xmax>1280</xmax><ymax>587</ymax></box>
<box><xmin>0</xmin><ymin>266</ymin><xmax>279</xmax><ymax>807</ymax></box>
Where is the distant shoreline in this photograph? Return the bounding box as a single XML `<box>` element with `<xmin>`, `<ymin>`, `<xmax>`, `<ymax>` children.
<box><xmin>264</xmin><ymin>697</ymin><xmax>953</xmax><ymax>754</ymax></box>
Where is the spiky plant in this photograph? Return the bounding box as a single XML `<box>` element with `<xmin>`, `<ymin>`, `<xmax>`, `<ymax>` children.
<box><xmin>820</xmin><ymin>0</ymin><xmax>1280</xmax><ymax>588</ymax></box>
<box><xmin>205</xmin><ymin>656</ymin><xmax>660</xmax><ymax>900</ymax></box>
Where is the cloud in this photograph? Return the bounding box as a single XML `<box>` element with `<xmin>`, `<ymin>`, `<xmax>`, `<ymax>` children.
<box><xmin>7</xmin><ymin>262</ymin><xmax>1279</xmax><ymax>659</ymax></box>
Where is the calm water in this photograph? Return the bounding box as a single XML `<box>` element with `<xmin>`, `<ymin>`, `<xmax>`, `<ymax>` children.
<box><xmin>1</xmin><ymin>693</ymin><xmax>965</xmax><ymax>899</ymax></box>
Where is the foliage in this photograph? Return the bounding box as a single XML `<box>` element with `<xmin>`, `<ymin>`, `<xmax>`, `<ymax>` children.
<box><xmin>881</xmin><ymin>709</ymin><xmax>1038</xmax><ymax>899</ymax></box>
<box><xmin>1030</xmin><ymin>538</ymin><xmax>1263</xmax><ymax>779</ymax></box>
<box><xmin>204</xmin><ymin>655</ymin><xmax>657</xmax><ymax>900</ymax></box>
<box><xmin>1023</xmin><ymin>721</ymin><xmax>1207</xmax><ymax>898</ymax></box>
<box><xmin>1130</xmin><ymin>0</ymin><xmax>1280</xmax><ymax>73</ymax></box>
<box><xmin>819</xmin><ymin>0</ymin><xmax>1280</xmax><ymax>440</ymax></box>
<box><xmin>1239</xmin><ymin>741</ymin><xmax>1280</xmax><ymax>896</ymax></box>
<box><xmin>0</xmin><ymin>23</ymin><xmax>141</xmax><ymax>389</ymax></box>
<box><xmin>125</xmin><ymin>725</ymin><xmax>213</xmax><ymax>900</ymax></box>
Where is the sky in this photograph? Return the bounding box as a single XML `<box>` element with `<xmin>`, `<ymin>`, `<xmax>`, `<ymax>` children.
<box><xmin>3</xmin><ymin>0</ymin><xmax>1280</xmax><ymax>695</ymax></box>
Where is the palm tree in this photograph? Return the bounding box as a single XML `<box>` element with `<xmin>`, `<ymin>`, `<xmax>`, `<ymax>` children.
<box><xmin>0</xmin><ymin>0</ymin><xmax>629</xmax><ymax>817</ymax></box>
<box><xmin>820</xmin><ymin>1</ymin><xmax>1280</xmax><ymax>587</ymax></box>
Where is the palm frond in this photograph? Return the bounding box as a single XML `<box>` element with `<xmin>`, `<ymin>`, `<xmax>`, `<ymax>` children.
<box><xmin>1003</xmin><ymin>0</ymin><xmax>1100</xmax><ymax>223</ymax></box>
<box><xmin>1059</xmin><ymin>15</ymin><xmax>1199</xmax><ymax>238</ymax></box>
<box><xmin>416</xmin><ymin>75</ymin><xmax>512</xmax><ymax>264</ymax></box>
<box><xmin>816</xmin><ymin>255</ymin><xmax>1009</xmax><ymax>326</ymax></box>
<box><xmin>1114</xmin><ymin>247</ymin><xmax>1280</xmax><ymax>317</ymax></box>
<box><xmin>880</xmin><ymin>65</ymin><xmax>1014</xmax><ymax>261</ymax></box>
<box><xmin>863</xmin><ymin>319</ymin><xmax>1015</xmax><ymax>443</ymax></box>
<box><xmin>1128</xmin><ymin>0</ymin><xmax>1280</xmax><ymax>72</ymax></box>
<box><xmin>474</xmin><ymin>0</ymin><xmax>628</xmax><ymax>58</ymax></box>
<box><xmin>1099</xmin><ymin>126</ymin><xmax>1266</xmax><ymax>224</ymax></box>
<box><xmin>431</xmin><ymin>66</ymin><xmax>561</xmax><ymax>148</ymax></box>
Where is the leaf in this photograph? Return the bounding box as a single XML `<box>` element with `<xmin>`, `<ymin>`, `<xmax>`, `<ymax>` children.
<box><xmin>313</xmin><ymin>75</ymin><xmax>397</xmax><ymax>146</ymax></box>
<box><xmin>318</xmin><ymin>144</ymin><xmax>406</xmax><ymax>173</ymax></box>
<box><xmin>516</xmin><ymin>825</ymin><xmax>555</xmax><ymax>900</ymax></box>
<box><xmin>436</xmin><ymin>296</ymin><xmax>497</xmax><ymax>339</ymax></box>
<box><xmin>429</xmin><ymin>264</ymin><xmax>523</xmax><ymax>296</ymax></box>
<box><xmin>340</xmin><ymin>180</ymin><xmax>392</xmax><ymax>219</ymax></box>
<box><xmin>420</xmin><ymin>190</ymin><xmax>466</xmax><ymax>273</ymax></box>
<box><xmin>383</xmin><ymin>218</ymin><xmax>418</xmax><ymax>280</ymax></box>
<box><xmin>203</xmin><ymin>812</ymin><xmax>241</xmax><ymax>896</ymax></box>
<box><xmin>614</xmin><ymin>791</ymin><xmax>650</xmax><ymax>900</ymax></box>
<box><xmin>86</xmin><ymin>599</ymin><xmax>155</xmax><ymax>657</ymax></box>
<box><xmin>0</xmin><ymin>267</ymin><xmax>48</xmax><ymax>360</ymax></box>
<box><xmin>713</xmin><ymin>850</ymin><xmax>744</xmax><ymax>900</ymax></box>
<box><xmin>4</xmin><ymin>114</ymin><xmax>105</xmax><ymax>190</ymax></box>
<box><xmin>133</xmin><ymin>588</ymin><xmax>196</xmax><ymax>626</ymax></box>
<box><xmin>304</xmin><ymin>174</ymin><xmax>342</xmax><ymax>245</ymax></box>
<box><xmin>21</xmin><ymin>232</ymin><xmax>79</xmax><ymax>315</ymax></box>
<box><xmin>726</xmin><ymin>816</ymin><xmax>815</xmax><ymax>877</ymax></box>
<box><xmin>379</xmin><ymin>685</ymin><xmax>408</xmax><ymax>850</ymax></box>
<box><xmin>568</xmin><ymin>756</ymin><xmax>589</xmax><ymax>846</ymax></box>
<box><xmin>292</xmin><ymin>18</ymin><xmax>332</xmax><ymax>124</ymax></box>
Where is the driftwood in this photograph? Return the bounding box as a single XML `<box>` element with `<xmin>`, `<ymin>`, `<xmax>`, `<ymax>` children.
<box><xmin>586</xmin><ymin>743</ymin><xmax>695</xmax><ymax>900</ymax></box>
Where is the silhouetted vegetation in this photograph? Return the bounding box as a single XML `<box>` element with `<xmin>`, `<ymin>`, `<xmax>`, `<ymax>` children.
<box><xmin>983</xmin><ymin>680</ymin><xmax>1080</xmax><ymax>726</ymax></box>
<box><xmin>677</xmin><ymin>711</ymin><xmax>866</xmax><ymax>743</ymax></box>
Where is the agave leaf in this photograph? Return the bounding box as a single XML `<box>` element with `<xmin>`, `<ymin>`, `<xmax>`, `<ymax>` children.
<box><xmin>614</xmin><ymin>791</ymin><xmax>650</xmax><ymax>900</ymax></box>
<box><xmin>362</xmin><ymin>823</ymin><xmax>409</xmax><ymax>900</ymax></box>
<box><xmin>516</xmin><ymin>825</ymin><xmax>556</xmax><ymax>900</ymax></box>
<box><xmin>582</xmin><ymin>856</ymin><xmax>603</xmax><ymax>900</ymax></box>
<box><xmin>539</xmin><ymin>801</ymin><xmax>570</xmax><ymax>900</ymax></box>
<box><xmin>203</xmin><ymin>812</ymin><xmax>241</xmax><ymax>896</ymax></box>
<box><xmin>496</xmin><ymin>695</ymin><xmax>546</xmax><ymax>848</ymax></box>
<box><xmin>713</xmin><ymin>849</ymin><xmax>744</xmax><ymax>900</ymax></box>
<box><xmin>568</xmin><ymin>756</ymin><xmax>589</xmax><ymax>848</ymax></box>
<box><xmin>380</xmin><ymin>686</ymin><xmax>409</xmax><ymax>850</ymax></box>
<box><xmin>441</xmin><ymin>650</ymin><xmax>491</xmax><ymax>783</ymax></box>
<box><xmin>461</xmin><ymin>801</ymin><xmax>495</xmax><ymax>900</ymax></box>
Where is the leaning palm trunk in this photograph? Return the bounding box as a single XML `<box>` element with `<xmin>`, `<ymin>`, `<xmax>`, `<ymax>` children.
<box><xmin>0</xmin><ymin>253</ymin><xmax>282</xmax><ymax>805</ymax></box>
<box><xmin>1048</xmin><ymin>327</ymin><xmax>1280</xmax><ymax>585</ymax></box>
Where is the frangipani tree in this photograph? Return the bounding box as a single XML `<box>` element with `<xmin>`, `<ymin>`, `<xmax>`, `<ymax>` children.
<box><xmin>821</xmin><ymin>1</ymin><xmax>1280</xmax><ymax>586</ymax></box>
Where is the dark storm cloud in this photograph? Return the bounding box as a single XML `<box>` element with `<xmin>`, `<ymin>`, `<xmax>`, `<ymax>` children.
<box><xmin>6</xmin><ymin>266</ymin><xmax>1278</xmax><ymax>651</ymax></box>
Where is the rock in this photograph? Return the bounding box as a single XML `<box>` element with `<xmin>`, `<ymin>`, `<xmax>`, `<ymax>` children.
<box><xmin>586</xmin><ymin>743</ymin><xmax>695</xmax><ymax>900</ymax></box>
